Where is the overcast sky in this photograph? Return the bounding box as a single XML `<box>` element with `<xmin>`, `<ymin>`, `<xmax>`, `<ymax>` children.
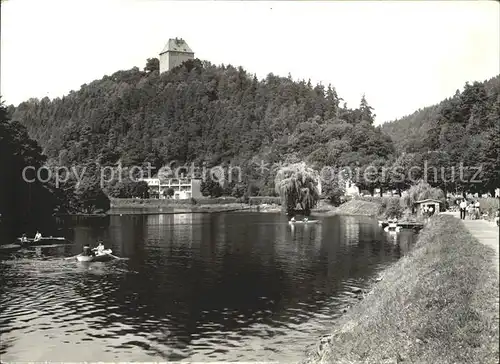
<box><xmin>1</xmin><ymin>0</ymin><xmax>499</xmax><ymax>123</ymax></box>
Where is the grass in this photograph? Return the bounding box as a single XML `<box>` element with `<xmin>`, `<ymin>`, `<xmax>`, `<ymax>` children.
<box><xmin>328</xmin><ymin>199</ymin><xmax>382</xmax><ymax>216</ymax></box>
<box><xmin>302</xmin><ymin>215</ymin><xmax>499</xmax><ymax>364</ymax></box>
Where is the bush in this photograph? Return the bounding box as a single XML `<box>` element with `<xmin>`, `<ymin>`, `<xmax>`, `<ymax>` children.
<box><xmin>248</xmin><ymin>196</ymin><xmax>281</xmax><ymax>205</ymax></box>
<box><xmin>326</xmin><ymin>187</ymin><xmax>344</xmax><ymax>206</ymax></box>
<box><xmin>478</xmin><ymin>197</ymin><xmax>500</xmax><ymax>219</ymax></box>
<box><xmin>383</xmin><ymin>197</ymin><xmax>404</xmax><ymax>219</ymax></box>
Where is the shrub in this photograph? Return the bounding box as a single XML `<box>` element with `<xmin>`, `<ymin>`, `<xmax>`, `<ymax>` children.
<box><xmin>478</xmin><ymin>197</ymin><xmax>500</xmax><ymax>219</ymax></box>
<box><xmin>248</xmin><ymin>196</ymin><xmax>281</xmax><ymax>205</ymax></box>
<box><xmin>384</xmin><ymin>197</ymin><xmax>404</xmax><ymax>219</ymax></box>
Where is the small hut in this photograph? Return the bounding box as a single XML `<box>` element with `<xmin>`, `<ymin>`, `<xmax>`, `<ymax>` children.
<box><xmin>415</xmin><ymin>199</ymin><xmax>442</xmax><ymax>217</ymax></box>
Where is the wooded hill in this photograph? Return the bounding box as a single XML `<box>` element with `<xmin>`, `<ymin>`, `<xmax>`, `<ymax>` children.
<box><xmin>8</xmin><ymin>59</ymin><xmax>393</xmax><ymax>196</ymax></box>
<box><xmin>381</xmin><ymin>75</ymin><xmax>499</xmax><ymax>195</ymax></box>
<box><xmin>6</xmin><ymin>59</ymin><xmax>499</xmax><ymax>198</ymax></box>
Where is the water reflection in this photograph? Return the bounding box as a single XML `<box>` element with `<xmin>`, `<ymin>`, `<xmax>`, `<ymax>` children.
<box><xmin>0</xmin><ymin>212</ymin><xmax>416</xmax><ymax>362</ymax></box>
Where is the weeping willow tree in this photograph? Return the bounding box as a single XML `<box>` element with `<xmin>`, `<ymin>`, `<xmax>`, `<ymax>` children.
<box><xmin>274</xmin><ymin>162</ymin><xmax>320</xmax><ymax>216</ymax></box>
<box><xmin>401</xmin><ymin>180</ymin><xmax>445</xmax><ymax>212</ymax></box>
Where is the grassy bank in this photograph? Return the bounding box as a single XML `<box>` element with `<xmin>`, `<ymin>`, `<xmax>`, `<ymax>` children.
<box><xmin>303</xmin><ymin>215</ymin><xmax>499</xmax><ymax>364</ymax></box>
<box><xmin>110</xmin><ymin>197</ymin><xmax>240</xmax><ymax>208</ymax></box>
<box><xmin>314</xmin><ymin>199</ymin><xmax>382</xmax><ymax>217</ymax></box>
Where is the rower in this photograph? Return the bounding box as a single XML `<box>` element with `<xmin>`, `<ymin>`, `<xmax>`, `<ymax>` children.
<box><xmin>82</xmin><ymin>244</ymin><xmax>94</xmax><ymax>256</ymax></box>
<box><xmin>303</xmin><ymin>217</ymin><xmax>309</xmax><ymax>223</ymax></box>
<box><xmin>34</xmin><ymin>231</ymin><xmax>42</xmax><ymax>242</ymax></box>
<box><xmin>95</xmin><ymin>241</ymin><xmax>105</xmax><ymax>255</ymax></box>
<box><xmin>20</xmin><ymin>233</ymin><xmax>28</xmax><ymax>243</ymax></box>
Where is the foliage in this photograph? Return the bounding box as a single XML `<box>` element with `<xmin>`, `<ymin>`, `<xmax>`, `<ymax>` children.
<box><xmin>0</xmin><ymin>99</ymin><xmax>65</xmax><ymax>238</ymax></box>
<box><xmin>401</xmin><ymin>180</ymin><xmax>445</xmax><ymax>211</ymax></box>
<box><xmin>382</xmin><ymin>76</ymin><xmax>500</xmax><ymax>195</ymax></box>
<box><xmin>248</xmin><ymin>196</ymin><xmax>281</xmax><ymax>205</ymax></box>
<box><xmin>164</xmin><ymin>187</ymin><xmax>175</xmax><ymax>198</ymax></box>
<box><xmin>144</xmin><ymin>58</ymin><xmax>159</xmax><ymax>73</ymax></box>
<box><xmin>200</xmin><ymin>179</ymin><xmax>223</xmax><ymax>198</ymax></box>
<box><xmin>75</xmin><ymin>179</ymin><xmax>111</xmax><ymax>214</ymax></box>
<box><xmin>380</xmin><ymin>197</ymin><xmax>404</xmax><ymax>219</ymax></box>
<box><xmin>108</xmin><ymin>180</ymin><xmax>149</xmax><ymax>198</ymax></box>
<box><xmin>477</xmin><ymin>197</ymin><xmax>500</xmax><ymax>220</ymax></box>
<box><xmin>274</xmin><ymin>162</ymin><xmax>320</xmax><ymax>216</ymax></box>
<box><xmin>8</xmin><ymin>60</ymin><xmax>394</xmax><ymax>197</ymax></box>
<box><xmin>7</xmin><ymin>59</ymin><xmax>497</xmax><ymax>198</ymax></box>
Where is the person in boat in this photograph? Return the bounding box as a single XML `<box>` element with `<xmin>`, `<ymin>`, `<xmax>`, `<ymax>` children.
<box><xmin>20</xmin><ymin>233</ymin><xmax>28</xmax><ymax>243</ymax></box>
<box><xmin>82</xmin><ymin>244</ymin><xmax>94</xmax><ymax>257</ymax></box>
<box><xmin>290</xmin><ymin>216</ymin><xmax>296</xmax><ymax>222</ymax></box>
<box><xmin>34</xmin><ymin>231</ymin><xmax>42</xmax><ymax>242</ymax></box>
<box><xmin>94</xmin><ymin>241</ymin><xmax>105</xmax><ymax>255</ymax></box>
<box><xmin>303</xmin><ymin>217</ymin><xmax>309</xmax><ymax>223</ymax></box>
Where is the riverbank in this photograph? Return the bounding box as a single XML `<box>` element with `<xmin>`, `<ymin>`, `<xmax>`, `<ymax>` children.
<box><xmin>302</xmin><ymin>215</ymin><xmax>499</xmax><ymax>364</ymax></box>
<box><xmin>108</xmin><ymin>197</ymin><xmax>384</xmax><ymax>216</ymax></box>
<box><xmin>312</xmin><ymin>199</ymin><xmax>381</xmax><ymax>217</ymax></box>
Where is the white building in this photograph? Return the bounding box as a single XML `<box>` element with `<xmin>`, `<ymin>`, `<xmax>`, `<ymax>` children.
<box><xmin>342</xmin><ymin>179</ymin><xmax>360</xmax><ymax>196</ymax></box>
<box><xmin>142</xmin><ymin>177</ymin><xmax>202</xmax><ymax>200</ymax></box>
<box><xmin>159</xmin><ymin>38</ymin><xmax>194</xmax><ymax>74</ymax></box>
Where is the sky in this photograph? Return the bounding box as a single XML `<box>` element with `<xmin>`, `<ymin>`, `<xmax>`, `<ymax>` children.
<box><xmin>1</xmin><ymin>0</ymin><xmax>499</xmax><ymax>124</ymax></box>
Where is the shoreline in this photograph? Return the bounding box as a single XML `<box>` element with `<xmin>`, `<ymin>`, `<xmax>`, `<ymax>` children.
<box><xmin>302</xmin><ymin>215</ymin><xmax>499</xmax><ymax>364</ymax></box>
<box><xmin>57</xmin><ymin>198</ymin><xmax>385</xmax><ymax>217</ymax></box>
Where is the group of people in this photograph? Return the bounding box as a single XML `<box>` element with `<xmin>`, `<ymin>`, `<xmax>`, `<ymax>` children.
<box><xmin>421</xmin><ymin>204</ymin><xmax>436</xmax><ymax>218</ymax></box>
<box><xmin>458</xmin><ymin>199</ymin><xmax>481</xmax><ymax>220</ymax></box>
<box><xmin>81</xmin><ymin>241</ymin><xmax>106</xmax><ymax>256</ymax></box>
<box><xmin>20</xmin><ymin>231</ymin><xmax>42</xmax><ymax>243</ymax></box>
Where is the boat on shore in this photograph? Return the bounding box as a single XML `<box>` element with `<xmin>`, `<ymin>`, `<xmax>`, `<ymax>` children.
<box><xmin>76</xmin><ymin>249</ymin><xmax>114</xmax><ymax>262</ymax></box>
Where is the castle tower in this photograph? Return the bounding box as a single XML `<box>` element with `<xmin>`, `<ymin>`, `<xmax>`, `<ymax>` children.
<box><xmin>159</xmin><ymin>38</ymin><xmax>195</xmax><ymax>74</ymax></box>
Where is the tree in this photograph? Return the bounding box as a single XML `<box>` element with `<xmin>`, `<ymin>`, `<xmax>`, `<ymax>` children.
<box><xmin>359</xmin><ymin>94</ymin><xmax>375</xmax><ymax>124</ymax></box>
<box><xmin>144</xmin><ymin>58</ymin><xmax>159</xmax><ymax>73</ymax></box>
<box><xmin>480</xmin><ymin>128</ymin><xmax>500</xmax><ymax>195</ymax></box>
<box><xmin>401</xmin><ymin>180</ymin><xmax>445</xmax><ymax>212</ymax></box>
<box><xmin>75</xmin><ymin>180</ymin><xmax>110</xmax><ymax>213</ymax></box>
<box><xmin>200</xmin><ymin>180</ymin><xmax>222</xmax><ymax>197</ymax></box>
<box><xmin>0</xmin><ymin>98</ymin><xmax>64</xmax><ymax>239</ymax></box>
<box><xmin>274</xmin><ymin>162</ymin><xmax>320</xmax><ymax>216</ymax></box>
<box><xmin>164</xmin><ymin>187</ymin><xmax>175</xmax><ymax>198</ymax></box>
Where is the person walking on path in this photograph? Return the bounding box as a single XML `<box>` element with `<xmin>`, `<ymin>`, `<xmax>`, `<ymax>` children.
<box><xmin>459</xmin><ymin>199</ymin><xmax>467</xmax><ymax>220</ymax></box>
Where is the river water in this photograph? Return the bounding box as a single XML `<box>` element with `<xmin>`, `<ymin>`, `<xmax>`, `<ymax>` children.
<box><xmin>0</xmin><ymin>212</ymin><xmax>415</xmax><ymax>362</ymax></box>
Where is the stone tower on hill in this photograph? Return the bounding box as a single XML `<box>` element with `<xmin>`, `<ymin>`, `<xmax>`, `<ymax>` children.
<box><xmin>159</xmin><ymin>38</ymin><xmax>195</xmax><ymax>74</ymax></box>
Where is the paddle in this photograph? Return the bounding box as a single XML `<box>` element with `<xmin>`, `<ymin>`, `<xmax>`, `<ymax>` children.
<box><xmin>106</xmin><ymin>252</ymin><xmax>129</xmax><ymax>260</ymax></box>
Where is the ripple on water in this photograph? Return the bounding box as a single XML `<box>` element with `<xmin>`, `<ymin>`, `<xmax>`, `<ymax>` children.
<box><xmin>0</xmin><ymin>214</ymin><xmax>414</xmax><ymax>362</ymax></box>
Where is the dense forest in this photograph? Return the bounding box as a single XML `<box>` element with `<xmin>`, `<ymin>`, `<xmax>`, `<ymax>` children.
<box><xmin>0</xmin><ymin>99</ymin><xmax>110</xmax><ymax>240</ymax></box>
<box><xmin>7</xmin><ymin>59</ymin><xmax>393</xmax><ymax>198</ymax></box>
<box><xmin>381</xmin><ymin>75</ymin><xmax>499</xmax><ymax>195</ymax></box>
<box><xmin>5</xmin><ymin>59</ymin><xmax>500</xmax><ymax>201</ymax></box>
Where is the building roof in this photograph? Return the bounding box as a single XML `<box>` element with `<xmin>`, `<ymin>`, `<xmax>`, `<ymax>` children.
<box><xmin>415</xmin><ymin>199</ymin><xmax>442</xmax><ymax>204</ymax></box>
<box><xmin>160</xmin><ymin>38</ymin><xmax>194</xmax><ymax>55</ymax></box>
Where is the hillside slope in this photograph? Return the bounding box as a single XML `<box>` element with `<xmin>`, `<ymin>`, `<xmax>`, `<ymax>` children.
<box><xmin>381</xmin><ymin>75</ymin><xmax>500</xmax><ymax>155</ymax></box>
<box><xmin>8</xmin><ymin>59</ymin><xmax>394</xmax><ymax>196</ymax></box>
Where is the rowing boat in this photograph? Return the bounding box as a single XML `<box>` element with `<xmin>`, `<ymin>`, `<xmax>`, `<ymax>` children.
<box><xmin>17</xmin><ymin>237</ymin><xmax>68</xmax><ymax>246</ymax></box>
<box><xmin>76</xmin><ymin>249</ymin><xmax>114</xmax><ymax>262</ymax></box>
<box><xmin>288</xmin><ymin>220</ymin><xmax>320</xmax><ymax>224</ymax></box>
